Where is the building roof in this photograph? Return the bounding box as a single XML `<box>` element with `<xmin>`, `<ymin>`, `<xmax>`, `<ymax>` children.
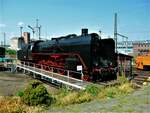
<box><xmin>117</xmin><ymin>53</ymin><xmax>133</xmax><ymax>60</ymax></box>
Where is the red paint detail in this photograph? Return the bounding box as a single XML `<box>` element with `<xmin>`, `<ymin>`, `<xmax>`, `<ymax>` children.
<box><xmin>82</xmin><ymin>75</ymin><xmax>90</xmax><ymax>81</ymax></box>
<box><xmin>51</xmin><ymin>54</ymin><xmax>60</xmax><ymax>59</ymax></box>
<box><xmin>93</xmin><ymin>67</ymin><xmax>115</xmax><ymax>74</ymax></box>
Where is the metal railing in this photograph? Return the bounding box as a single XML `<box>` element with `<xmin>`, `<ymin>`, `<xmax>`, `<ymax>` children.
<box><xmin>16</xmin><ymin>61</ymin><xmax>90</xmax><ymax>90</ymax></box>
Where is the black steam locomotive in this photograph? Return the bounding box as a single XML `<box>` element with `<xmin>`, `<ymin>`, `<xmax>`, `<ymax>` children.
<box><xmin>17</xmin><ymin>29</ymin><xmax>117</xmax><ymax>81</ymax></box>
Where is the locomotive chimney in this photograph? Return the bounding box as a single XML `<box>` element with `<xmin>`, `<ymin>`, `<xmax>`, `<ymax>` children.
<box><xmin>81</xmin><ymin>28</ymin><xmax>88</xmax><ymax>36</ymax></box>
<box><xmin>23</xmin><ymin>32</ymin><xmax>30</xmax><ymax>44</ymax></box>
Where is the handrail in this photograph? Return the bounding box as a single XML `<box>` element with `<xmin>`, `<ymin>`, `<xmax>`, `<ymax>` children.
<box><xmin>20</xmin><ymin>61</ymin><xmax>83</xmax><ymax>79</ymax></box>
<box><xmin>16</xmin><ymin>61</ymin><xmax>90</xmax><ymax>90</ymax></box>
<box><xmin>16</xmin><ymin>64</ymin><xmax>88</xmax><ymax>90</ymax></box>
<box><xmin>18</xmin><ymin>63</ymin><xmax>83</xmax><ymax>82</ymax></box>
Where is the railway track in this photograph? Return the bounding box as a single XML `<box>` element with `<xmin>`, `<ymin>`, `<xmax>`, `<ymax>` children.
<box><xmin>132</xmin><ymin>69</ymin><xmax>150</xmax><ymax>86</ymax></box>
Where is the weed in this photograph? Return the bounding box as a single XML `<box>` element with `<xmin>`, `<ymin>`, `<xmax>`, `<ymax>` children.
<box><xmin>118</xmin><ymin>82</ymin><xmax>134</xmax><ymax>94</ymax></box>
<box><xmin>98</xmin><ymin>82</ymin><xmax>134</xmax><ymax>100</ymax></box>
<box><xmin>85</xmin><ymin>84</ymin><xmax>100</xmax><ymax>96</ymax></box>
<box><xmin>58</xmin><ymin>86</ymin><xmax>70</xmax><ymax>97</ymax></box>
<box><xmin>76</xmin><ymin>92</ymin><xmax>92</xmax><ymax>103</ymax></box>
<box><xmin>0</xmin><ymin>96</ymin><xmax>44</xmax><ymax>113</ymax></box>
<box><xmin>55</xmin><ymin>88</ymin><xmax>93</xmax><ymax>106</ymax></box>
<box><xmin>105</xmin><ymin>87</ymin><xmax>118</xmax><ymax>98</ymax></box>
<box><xmin>58</xmin><ymin>92</ymin><xmax>79</xmax><ymax>106</ymax></box>
<box><xmin>118</xmin><ymin>75</ymin><xmax>128</xmax><ymax>84</ymax></box>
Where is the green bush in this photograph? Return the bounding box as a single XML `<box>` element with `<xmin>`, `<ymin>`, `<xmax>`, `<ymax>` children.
<box><xmin>85</xmin><ymin>84</ymin><xmax>100</xmax><ymax>96</ymax></box>
<box><xmin>16</xmin><ymin>90</ymin><xmax>24</xmax><ymax>97</ymax></box>
<box><xmin>21</xmin><ymin>80</ymin><xmax>53</xmax><ymax>106</ymax></box>
<box><xmin>6</xmin><ymin>49</ymin><xmax>16</xmax><ymax>55</ymax></box>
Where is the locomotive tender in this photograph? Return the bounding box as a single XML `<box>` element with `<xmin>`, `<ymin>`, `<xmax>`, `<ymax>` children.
<box><xmin>18</xmin><ymin>29</ymin><xmax>117</xmax><ymax>81</ymax></box>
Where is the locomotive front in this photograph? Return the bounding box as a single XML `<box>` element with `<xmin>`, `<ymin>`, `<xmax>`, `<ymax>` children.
<box><xmin>90</xmin><ymin>34</ymin><xmax>117</xmax><ymax>81</ymax></box>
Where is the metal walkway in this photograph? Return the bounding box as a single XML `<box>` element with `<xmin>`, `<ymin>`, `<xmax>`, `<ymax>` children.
<box><xmin>16</xmin><ymin>63</ymin><xmax>90</xmax><ymax>90</ymax></box>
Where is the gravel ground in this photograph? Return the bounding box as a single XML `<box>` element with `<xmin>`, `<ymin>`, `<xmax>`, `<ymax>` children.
<box><xmin>0</xmin><ymin>72</ymin><xmax>33</xmax><ymax>96</ymax></box>
<box><xmin>0</xmin><ymin>72</ymin><xmax>58</xmax><ymax>96</ymax></box>
<box><xmin>45</xmin><ymin>84</ymin><xmax>150</xmax><ymax>113</ymax></box>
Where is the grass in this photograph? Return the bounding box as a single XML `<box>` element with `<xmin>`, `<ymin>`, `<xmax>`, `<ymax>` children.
<box><xmin>0</xmin><ymin>96</ymin><xmax>44</xmax><ymax>113</ymax></box>
<box><xmin>98</xmin><ymin>81</ymin><xmax>134</xmax><ymax>100</ymax></box>
<box><xmin>0</xmin><ymin>74</ymin><xmax>136</xmax><ymax>112</ymax></box>
<box><xmin>54</xmin><ymin>90</ymin><xmax>92</xmax><ymax>106</ymax></box>
<box><xmin>53</xmin><ymin>79</ymin><xmax>135</xmax><ymax>107</ymax></box>
<box><xmin>109</xmin><ymin>85</ymin><xmax>150</xmax><ymax>112</ymax></box>
<box><xmin>0</xmin><ymin>82</ymin><xmax>136</xmax><ymax>113</ymax></box>
<box><xmin>48</xmin><ymin>83</ymin><xmax>150</xmax><ymax>113</ymax></box>
<box><xmin>57</xmin><ymin>92</ymin><xmax>79</xmax><ymax>106</ymax></box>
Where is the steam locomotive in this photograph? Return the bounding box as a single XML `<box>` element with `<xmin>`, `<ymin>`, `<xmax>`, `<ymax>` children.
<box><xmin>17</xmin><ymin>29</ymin><xmax>117</xmax><ymax>81</ymax></box>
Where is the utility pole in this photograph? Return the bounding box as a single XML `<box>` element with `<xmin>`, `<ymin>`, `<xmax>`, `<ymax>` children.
<box><xmin>36</xmin><ymin>19</ymin><xmax>41</xmax><ymax>40</ymax></box>
<box><xmin>114</xmin><ymin>13</ymin><xmax>118</xmax><ymax>53</ymax></box>
<box><xmin>20</xmin><ymin>26</ymin><xmax>23</xmax><ymax>37</ymax></box>
<box><xmin>39</xmin><ymin>25</ymin><xmax>41</xmax><ymax>40</ymax></box>
<box><xmin>114</xmin><ymin>13</ymin><xmax>129</xmax><ymax>78</ymax></box>
<box><xmin>3</xmin><ymin>32</ymin><xmax>6</xmax><ymax>47</ymax></box>
<box><xmin>0</xmin><ymin>32</ymin><xmax>6</xmax><ymax>47</ymax></box>
<box><xmin>1</xmin><ymin>41</ymin><xmax>2</xmax><ymax>46</ymax></box>
<box><xmin>114</xmin><ymin>13</ymin><xmax>128</xmax><ymax>53</ymax></box>
<box><xmin>36</xmin><ymin>19</ymin><xmax>38</xmax><ymax>39</ymax></box>
<box><xmin>114</xmin><ymin>13</ymin><xmax>120</xmax><ymax>79</ymax></box>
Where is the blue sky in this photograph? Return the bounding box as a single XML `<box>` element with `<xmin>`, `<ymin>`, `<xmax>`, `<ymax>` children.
<box><xmin>0</xmin><ymin>0</ymin><xmax>150</xmax><ymax>44</ymax></box>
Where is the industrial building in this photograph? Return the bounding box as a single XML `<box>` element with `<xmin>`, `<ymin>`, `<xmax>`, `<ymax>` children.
<box><xmin>10</xmin><ymin>32</ymin><xmax>30</xmax><ymax>50</ymax></box>
<box><xmin>133</xmin><ymin>42</ymin><xmax>150</xmax><ymax>56</ymax></box>
<box><xmin>117</xmin><ymin>40</ymin><xmax>150</xmax><ymax>57</ymax></box>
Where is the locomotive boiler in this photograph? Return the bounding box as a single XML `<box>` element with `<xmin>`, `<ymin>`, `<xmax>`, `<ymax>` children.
<box><xmin>17</xmin><ymin>29</ymin><xmax>117</xmax><ymax>81</ymax></box>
